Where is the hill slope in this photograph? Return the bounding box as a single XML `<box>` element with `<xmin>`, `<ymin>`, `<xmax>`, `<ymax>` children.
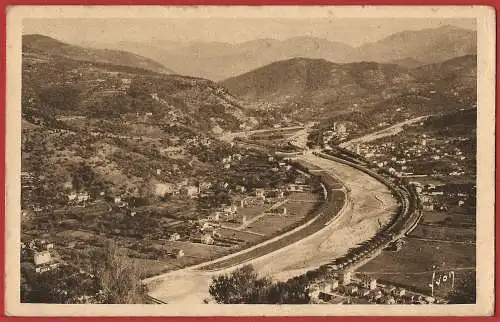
<box><xmin>388</xmin><ymin>57</ymin><xmax>424</xmax><ymax>69</ymax></box>
<box><xmin>23</xmin><ymin>34</ymin><xmax>174</xmax><ymax>74</ymax></box>
<box><xmin>23</xmin><ymin>34</ymin><xmax>250</xmax><ymax>133</ymax></box>
<box><xmin>221</xmin><ymin>54</ymin><xmax>476</xmax><ymax>126</ymax></box>
<box><xmin>21</xmin><ymin>35</ymin><xmax>258</xmax><ymax>215</ymax></box>
<box><xmin>221</xmin><ymin>57</ymin><xmax>414</xmax><ymax>114</ymax></box>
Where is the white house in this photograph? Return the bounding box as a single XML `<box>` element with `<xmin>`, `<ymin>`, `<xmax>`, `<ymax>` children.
<box><xmin>155</xmin><ymin>183</ymin><xmax>175</xmax><ymax>197</ymax></box>
<box><xmin>363</xmin><ymin>278</ymin><xmax>377</xmax><ymax>290</ymax></box>
<box><xmin>209</xmin><ymin>213</ymin><xmax>221</xmax><ymax>222</ymax></box>
<box><xmin>199</xmin><ymin>181</ymin><xmax>212</xmax><ymax>191</ymax></box>
<box><xmin>175</xmin><ymin>249</ymin><xmax>184</xmax><ymax>258</ymax></box>
<box><xmin>211</xmin><ymin>229</ymin><xmax>221</xmax><ymax>238</ymax></box>
<box><xmin>77</xmin><ymin>192</ymin><xmax>90</xmax><ymax>203</ymax></box>
<box><xmin>169</xmin><ymin>233</ymin><xmax>181</xmax><ymax>241</ymax></box>
<box><xmin>201</xmin><ymin>234</ymin><xmax>214</xmax><ymax>245</ymax></box>
<box><xmin>235</xmin><ymin>185</ymin><xmax>246</xmax><ymax>193</ymax></box>
<box><xmin>182</xmin><ymin>185</ymin><xmax>199</xmax><ymax>198</ymax></box>
<box><xmin>34</xmin><ymin>251</ymin><xmax>52</xmax><ymax>266</ymax></box>
<box><xmin>254</xmin><ymin>188</ymin><xmax>266</xmax><ymax>199</ymax></box>
<box><xmin>200</xmin><ymin>221</ymin><xmax>212</xmax><ymax>231</ymax></box>
<box><xmin>223</xmin><ymin>205</ymin><xmax>238</xmax><ymax>214</ymax></box>
<box><xmin>342</xmin><ymin>271</ymin><xmax>352</xmax><ymax>285</ymax></box>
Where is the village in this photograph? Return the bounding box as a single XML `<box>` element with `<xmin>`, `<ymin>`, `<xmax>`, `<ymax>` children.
<box><xmin>293</xmin><ymin>110</ymin><xmax>476</xmax><ymax>304</ymax></box>
<box><xmin>344</xmin><ymin>119</ymin><xmax>475</xmax><ymax>214</ymax></box>
<box><xmin>314</xmin><ymin>112</ymin><xmax>475</xmax><ymax>216</ymax></box>
<box><xmin>308</xmin><ymin>271</ymin><xmax>447</xmax><ymax>305</ymax></box>
<box><xmin>20</xmin><ymin>148</ymin><xmax>323</xmax><ymax>278</ymax></box>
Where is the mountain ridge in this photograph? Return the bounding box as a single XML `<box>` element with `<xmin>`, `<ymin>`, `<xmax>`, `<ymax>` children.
<box><xmin>220</xmin><ymin>54</ymin><xmax>476</xmax><ymax>125</ymax></box>
<box><xmin>23</xmin><ymin>34</ymin><xmax>175</xmax><ymax>75</ymax></box>
<box><xmin>80</xmin><ymin>25</ymin><xmax>476</xmax><ymax>81</ymax></box>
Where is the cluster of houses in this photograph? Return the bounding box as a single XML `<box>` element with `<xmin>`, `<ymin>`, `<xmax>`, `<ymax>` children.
<box><xmin>309</xmin><ymin>272</ymin><xmax>437</xmax><ymax>305</ymax></box>
<box><xmin>354</xmin><ymin>132</ymin><xmax>471</xmax><ymax>178</ymax></box>
<box><xmin>409</xmin><ymin>181</ymin><xmax>473</xmax><ymax>212</ymax></box>
<box><xmin>154</xmin><ymin>180</ymin><xmax>212</xmax><ymax>199</ymax></box>
<box><xmin>185</xmin><ymin>135</ymin><xmax>215</xmax><ymax>149</ymax></box>
<box><xmin>321</xmin><ymin>122</ymin><xmax>349</xmax><ymax>146</ymax></box>
<box><xmin>189</xmin><ymin>181</ymin><xmax>303</xmax><ymax>245</ymax></box>
<box><xmin>341</xmin><ymin>127</ymin><xmax>474</xmax><ymax>215</ymax></box>
<box><xmin>67</xmin><ymin>191</ymin><xmax>91</xmax><ymax>205</ymax></box>
<box><xmin>21</xmin><ymin>239</ymin><xmax>60</xmax><ymax>273</ymax></box>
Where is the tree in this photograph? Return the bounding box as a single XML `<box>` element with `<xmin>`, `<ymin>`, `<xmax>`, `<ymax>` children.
<box><xmin>72</xmin><ymin>163</ymin><xmax>96</xmax><ymax>191</ymax></box>
<box><xmin>209</xmin><ymin>265</ymin><xmax>272</xmax><ymax>304</ymax></box>
<box><xmin>448</xmin><ymin>271</ymin><xmax>476</xmax><ymax>304</ymax></box>
<box><xmin>208</xmin><ymin>265</ymin><xmax>310</xmax><ymax>304</ymax></box>
<box><xmin>37</xmin><ymin>84</ymin><xmax>81</xmax><ymax>113</ymax></box>
<box><xmin>20</xmin><ymin>264</ymin><xmax>103</xmax><ymax>303</ymax></box>
<box><xmin>91</xmin><ymin>242</ymin><xmax>146</xmax><ymax>304</ymax></box>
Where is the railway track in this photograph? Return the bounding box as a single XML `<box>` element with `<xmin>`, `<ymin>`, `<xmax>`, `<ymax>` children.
<box><xmin>145</xmin><ymin>295</ymin><xmax>168</xmax><ymax>304</ymax></box>
<box><xmin>312</xmin><ymin>150</ymin><xmax>422</xmax><ymax>272</ymax></box>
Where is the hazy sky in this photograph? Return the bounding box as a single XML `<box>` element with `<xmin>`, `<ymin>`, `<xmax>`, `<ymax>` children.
<box><xmin>23</xmin><ymin>18</ymin><xmax>476</xmax><ymax>47</ymax></box>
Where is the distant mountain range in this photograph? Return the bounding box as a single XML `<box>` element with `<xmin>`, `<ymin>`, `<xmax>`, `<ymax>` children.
<box><xmin>23</xmin><ymin>34</ymin><xmax>174</xmax><ymax>75</ymax></box>
<box><xmin>22</xmin><ymin>33</ymin><xmax>476</xmax><ymax>129</ymax></box>
<box><xmin>82</xmin><ymin>25</ymin><xmax>476</xmax><ymax>81</ymax></box>
<box><xmin>356</xmin><ymin>25</ymin><xmax>476</xmax><ymax>66</ymax></box>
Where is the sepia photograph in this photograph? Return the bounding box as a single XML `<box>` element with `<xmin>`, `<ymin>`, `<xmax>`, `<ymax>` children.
<box><xmin>4</xmin><ymin>5</ymin><xmax>495</xmax><ymax>316</ymax></box>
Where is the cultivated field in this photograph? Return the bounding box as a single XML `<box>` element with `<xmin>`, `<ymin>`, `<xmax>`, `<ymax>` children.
<box><xmin>217</xmin><ymin>228</ymin><xmax>263</xmax><ymax>243</ymax></box>
<box><xmin>355</xmin><ymin>201</ymin><xmax>476</xmax><ymax>299</ymax></box>
<box><xmin>356</xmin><ymin>238</ymin><xmax>475</xmax><ymax>298</ymax></box>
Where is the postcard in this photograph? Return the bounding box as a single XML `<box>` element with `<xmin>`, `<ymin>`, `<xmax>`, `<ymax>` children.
<box><xmin>4</xmin><ymin>5</ymin><xmax>495</xmax><ymax>316</ymax></box>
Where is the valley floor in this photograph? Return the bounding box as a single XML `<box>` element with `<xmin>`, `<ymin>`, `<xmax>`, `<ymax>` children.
<box><xmin>145</xmin><ymin>152</ymin><xmax>398</xmax><ymax>303</ymax></box>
